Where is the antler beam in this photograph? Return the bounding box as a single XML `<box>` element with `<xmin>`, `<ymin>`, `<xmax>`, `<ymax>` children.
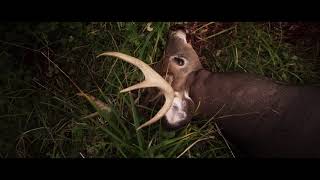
<box><xmin>97</xmin><ymin>52</ymin><xmax>175</xmax><ymax>130</ymax></box>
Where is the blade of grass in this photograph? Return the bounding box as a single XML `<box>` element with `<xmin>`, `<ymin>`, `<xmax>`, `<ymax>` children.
<box><xmin>77</xmin><ymin>92</ymin><xmax>126</xmax><ymax>142</ymax></box>
<box><xmin>128</xmin><ymin>93</ymin><xmax>145</xmax><ymax>150</ymax></box>
<box><xmin>177</xmin><ymin>137</ymin><xmax>213</xmax><ymax>158</ymax></box>
<box><xmin>200</xmin><ymin>26</ymin><xmax>236</xmax><ymax>42</ymax></box>
<box><xmin>150</xmin><ymin>132</ymin><xmax>195</xmax><ymax>152</ymax></box>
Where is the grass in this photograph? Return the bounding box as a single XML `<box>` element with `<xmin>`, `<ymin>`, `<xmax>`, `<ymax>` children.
<box><xmin>0</xmin><ymin>22</ymin><xmax>319</xmax><ymax>158</ymax></box>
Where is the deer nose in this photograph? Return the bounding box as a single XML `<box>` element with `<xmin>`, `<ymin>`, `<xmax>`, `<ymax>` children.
<box><xmin>169</xmin><ymin>24</ymin><xmax>187</xmax><ymax>33</ymax></box>
<box><xmin>170</xmin><ymin>30</ymin><xmax>187</xmax><ymax>44</ymax></box>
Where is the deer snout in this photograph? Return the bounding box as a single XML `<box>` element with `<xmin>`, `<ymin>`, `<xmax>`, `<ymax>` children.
<box><xmin>168</xmin><ymin>25</ymin><xmax>191</xmax><ymax>45</ymax></box>
<box><xmin>170</xmin><ymin>30</ymin><xmax>188</xmax><ymax>44</ymax></box>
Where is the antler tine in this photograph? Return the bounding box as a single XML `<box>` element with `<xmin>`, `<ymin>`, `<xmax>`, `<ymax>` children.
<box><xmin>97</xmin><ymin>52</ymin><xmax>175</xmax><ymax>130</ymax></box>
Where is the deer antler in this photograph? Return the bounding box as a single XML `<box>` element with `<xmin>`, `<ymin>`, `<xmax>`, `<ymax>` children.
<box><xmin>97</xmin><ymin>52</ymin><xmax>175</xmax><ymax>130</ymax></box>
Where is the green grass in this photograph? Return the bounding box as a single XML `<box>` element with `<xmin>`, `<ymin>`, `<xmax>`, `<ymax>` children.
<box><xmin>0</xmin><ymin>22</ymin><xmax>319</xmax><ymax>158</ymax></box>
<box><xmin>199</xmin><ymin>23</ymin><xmax>320</xmax><ymax>84</ymax></box>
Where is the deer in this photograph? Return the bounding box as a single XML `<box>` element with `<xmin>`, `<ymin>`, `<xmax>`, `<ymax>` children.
<box><xmin>97</xmin><ymin>25</ymin><xmax>320</xmax><ymax>158</ymax></box>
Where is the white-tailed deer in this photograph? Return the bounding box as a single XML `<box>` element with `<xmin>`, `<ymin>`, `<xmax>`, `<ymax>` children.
<box><xmin>98</xmin><ymin>25</ymin><xmax>320</xmax><ymax>158</ymax></box>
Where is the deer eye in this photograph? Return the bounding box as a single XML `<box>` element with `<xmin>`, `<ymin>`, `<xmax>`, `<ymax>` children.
<box><xmin>173</xmin><ymin>57</ymin><xmax>185</xmax><ymax>66</ymax></box>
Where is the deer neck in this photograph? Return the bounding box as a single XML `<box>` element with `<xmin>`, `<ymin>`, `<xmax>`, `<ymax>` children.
<box><xmin>185</xmin><ymin>69</ymin><xmax>289</xmax><ymax>119</ymax></box>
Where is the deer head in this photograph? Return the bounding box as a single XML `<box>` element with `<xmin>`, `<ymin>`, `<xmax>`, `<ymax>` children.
<box><xmin>156</xmin><ymin>26</ymin><xmax>203</xmax><ymax>129</ymax></box>
<box><xmin>97</xmin><ymin>25</ymin><xmax>203</xmax><ymax>131</ymax></box>
<box><xmin>158</xmin><ymin>25</ymin><xmax>203</xmax><ymax>91</ymax></box>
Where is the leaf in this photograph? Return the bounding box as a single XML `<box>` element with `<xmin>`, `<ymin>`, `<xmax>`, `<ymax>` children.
<box><xmin>146</xmin><ymin>22</ymin><xmax>153</xmax><ymax>32</ymax></box>
<box><xmin>77</xmin><ymin>92</ymin><xmax>111</xmax><ymax>112</ymax></box>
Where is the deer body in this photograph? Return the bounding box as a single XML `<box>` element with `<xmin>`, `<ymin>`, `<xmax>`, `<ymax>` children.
<box><xmin>186</xmin><ymin>69</ymin><xmax>320</xmax><ymax>157</ymax></box>
<box><xmin>158</xmin><ymin>26</ymin><xmax>320</xmax><ymax>158</ymax></box>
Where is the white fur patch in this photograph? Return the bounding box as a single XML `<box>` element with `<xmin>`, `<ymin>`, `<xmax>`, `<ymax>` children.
<box><xmin>165</xmin><ymin>91</ymin><xmax>188</xmax><ymax>125</ymax></box>
<box><xmin>169</xmin><ymin>55</ymin><xmax>188</xmax><ymax>68</ymax></box>
<box><xmin>184</xmin><ymin>91</ymin><xmax>192</xmax><ymax>101</ymax></box>
<box><xmin>174</xmin><ymin>31</ymin><xmax>187</xmax><ymax>44</ymax></box>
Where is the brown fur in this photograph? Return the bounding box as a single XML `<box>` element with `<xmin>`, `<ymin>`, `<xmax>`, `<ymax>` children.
<box><xmin>186</xmin><ymin>70</ymin><xmax>320</xmax><ymax>157</ymax></box>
